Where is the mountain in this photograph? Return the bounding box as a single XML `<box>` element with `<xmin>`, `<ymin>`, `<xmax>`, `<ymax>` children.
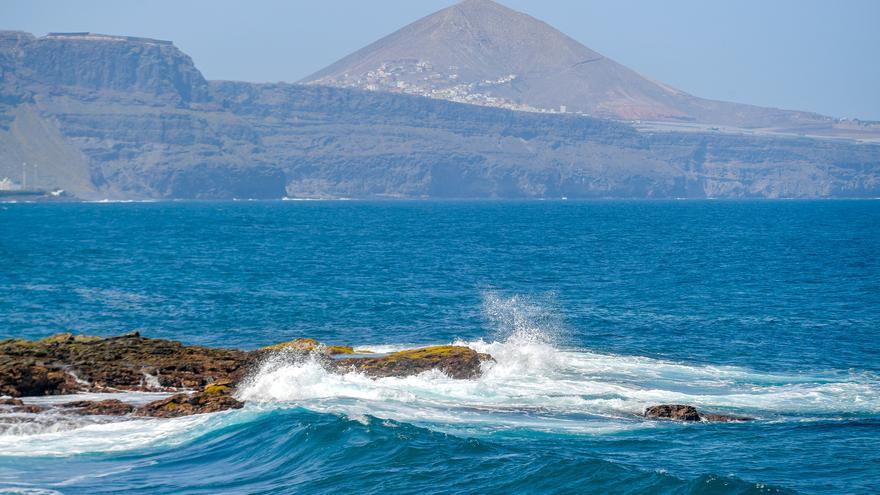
<box><xmin>0</xmin><ymin>30</ymin><xmax>878</xmax><ymax>200</ymax></box>
<box><xmin>305</xmin><ymin>0</ymin><xmax>878</xmax><ymax>138</ymax></box>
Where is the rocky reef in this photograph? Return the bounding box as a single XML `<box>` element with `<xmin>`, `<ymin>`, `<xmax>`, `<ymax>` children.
<box><xmin>644</xmin><ymin>404</ymin><xmax>753</xmax><ymax>423</ymax></box>
<box><xmin>0</xmin><ymin>333</ymin><xmax>492</xmax><ymax>418</ymax></box>
<box><xmin>1</xmin><ymin>333</ymin><xmax>754</xmax><ymax>424</ymax></box>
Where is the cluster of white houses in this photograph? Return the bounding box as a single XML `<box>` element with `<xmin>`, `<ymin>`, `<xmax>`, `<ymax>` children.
<box><xmin>312</xmin><ymin>59</ymin><xmax>573</xmax><ymax>115</ymax></box>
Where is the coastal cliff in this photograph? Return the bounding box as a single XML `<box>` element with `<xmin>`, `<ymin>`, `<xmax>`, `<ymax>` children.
<box><xmin>0</xmin><ymin>31</ymin><xmax>878</xmax><ymax>200</ymax></box>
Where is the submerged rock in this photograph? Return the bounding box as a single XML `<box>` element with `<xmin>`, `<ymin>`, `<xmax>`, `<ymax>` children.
<box><xmin>644</xmin><ymin>404</ymin><xmax>753</xmax><ymax>422</ymax></box>
<box><xmin>62</xmin><ymin>399</ymin><xmax>135</xmax><ymax>416</ymax></box>
<box><xmin>333</xmin><ymin>345</ymin><xmax>494</xmax><ymax>379</ymax></box>
<box><xmin>699</xmin><ymin>412</ymin><xmax>755</xmax><ymax>423</ymax></box>
<box><xmin>0</xmin><ymin>398</ymin><xmax>45</xmax><ymax>414</ymax></box>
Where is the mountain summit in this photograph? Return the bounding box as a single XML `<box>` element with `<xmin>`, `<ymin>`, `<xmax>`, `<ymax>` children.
<box><xmin>305</xmin><ymin>0</ymin><xmax>846</xmax><ymax>131</ymax></box>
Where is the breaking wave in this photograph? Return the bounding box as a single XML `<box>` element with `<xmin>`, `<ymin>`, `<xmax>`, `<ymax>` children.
<box><xmin>3</xmin><ymin>293</ymin><xmax>878</xmax><ymax>459</ymax></box>
<box><xmin>0</xmin><ymin>293</ymin><xmax>876</xmax><ymax>493</ymax></box>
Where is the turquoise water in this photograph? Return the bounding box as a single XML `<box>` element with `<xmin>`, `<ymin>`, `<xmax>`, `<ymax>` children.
<box><xmin>0</xmin><ymin>201</ymin><xmax>878</xmax><ymax>494</ymax></box>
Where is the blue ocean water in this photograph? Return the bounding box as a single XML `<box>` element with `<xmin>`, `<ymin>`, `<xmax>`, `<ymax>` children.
<box><xmin>0</xmin><ymin>200</ymin><xmax>878</xmax><ymax>494</ymax></box>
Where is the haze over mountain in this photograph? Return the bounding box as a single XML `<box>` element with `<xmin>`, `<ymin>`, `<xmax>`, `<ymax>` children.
<box><xmin>306</xmin><ymin>0</ymin><xmax>877</xmax><ymax>138</ymax></box>
<box><xmin>0</xmin><ymin>27</ymin><xmax>878</xmax><ymax>200</ymax></box>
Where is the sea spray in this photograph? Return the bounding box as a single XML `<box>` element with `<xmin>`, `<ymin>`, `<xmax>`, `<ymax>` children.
<box><xmin>480</xmin><ymin>290</ymin><xmax>569</xmax><ymax>346</ymax></box>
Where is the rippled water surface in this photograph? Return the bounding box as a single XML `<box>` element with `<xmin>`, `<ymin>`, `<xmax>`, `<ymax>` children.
<box><xmin>1</xmin><ymin>201</ymin><xmax>878</xmax><ymax>494</ymax></box>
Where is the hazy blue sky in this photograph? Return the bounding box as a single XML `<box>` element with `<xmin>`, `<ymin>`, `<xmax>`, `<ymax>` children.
<box><xmin>5</xmin><ymin>0</ymin><xmax>879</xmax><ymax>119</ymax></box>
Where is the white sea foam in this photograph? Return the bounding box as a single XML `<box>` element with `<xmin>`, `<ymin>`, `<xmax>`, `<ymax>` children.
<box><xmin>141</xmin><ymin>372</ymin><xmax>162</xmax><ymax>390</ymax></box>
<box><xmin>236</xmin><ymin>294</ymin><xmax>880</xmax><ymax>435</ymax></box>
<box><xmin>236</xmin><ymin>332</ymin><xmax>879</xmax><ymax>436</ymax></box>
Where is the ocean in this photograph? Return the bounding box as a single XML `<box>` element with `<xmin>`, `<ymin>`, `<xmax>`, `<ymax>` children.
<box><xmin>0</xmin><ymin>200</ymin><xmax>878</xmax><ymax>494</ymax></box>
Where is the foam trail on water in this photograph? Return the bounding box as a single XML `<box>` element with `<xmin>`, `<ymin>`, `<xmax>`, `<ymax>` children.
<box><xmin>237</xmin><ymin>293</ymin><xmax>880</xmax><ymax>436</ymax></box>
<box><xmin>0</xmin><ymin>393</ymin><xmax>259</xmax><ymax>457</ymax></box>
<box><xmin>236</xmin><ymin>331</ymin><xmax>879</xmax><ymax>439</ymax></box>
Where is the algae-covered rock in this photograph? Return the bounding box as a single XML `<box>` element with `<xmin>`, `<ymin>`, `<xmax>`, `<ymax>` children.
<box><xmin>0</xmin><ymin>333</ymin><xmax>252</xmax><ymax>396</ymax></box>
<box><xmin>1</xmin><ymin>333</ymin><xmax>495</xmax><ymax>421</ymax></box>
<box><xmin>334</xmin><ymin>345</ymin><xmax>493</xmax><ymax>379</ymax></box>
<box><xmin>260</xmin><ymin>338</ymin><xmax>354</xmax><ymax>355</ymax></box>
<box><xmin>325</xmin><ymin>345</ymin><xmax>355</xmax><ymax>355</ymax></box>
<box><xmin>39</xmin><ymin>333</ymin><xmax>102</xmax><ymax>344</ymax></box>
<box><xmin>137</xmin><ymin>382</ymin><xmax>244</xmax><ymax>418</ymax></box>
<box><xmin>261</xmin><ymin>338</ymin><xmax>320</xmax><ymax>352</ymax></box>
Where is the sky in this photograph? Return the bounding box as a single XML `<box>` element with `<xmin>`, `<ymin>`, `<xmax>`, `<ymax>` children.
<box><xmin>4</xmin><ymin>0</ymin><xmax>879</xmax><ymax>120</ymax></box>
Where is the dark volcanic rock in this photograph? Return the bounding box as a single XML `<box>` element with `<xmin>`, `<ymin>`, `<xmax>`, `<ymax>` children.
<box><xmin>62</xmin><ymin>399</ymin><xmax>135</xmax><ymax>416</ymax></box>
<box><xmin>0</xmin><ymin>362</ymin><xmax>80</xmax><ymax>397</ymax></box>
<box><xmin>333</xmin><ymin>345</ymin><xmax>494</xmax><ymax>379</ymax></box>
<box><xmin>644</xmin><ymin>404</ymin><xmax>702</xmax><ymax>421</ymax></box>
<box><xmin>644</xmin><ymin>404</ymin><xmax>753</xmax><ymax>422</ymax></box>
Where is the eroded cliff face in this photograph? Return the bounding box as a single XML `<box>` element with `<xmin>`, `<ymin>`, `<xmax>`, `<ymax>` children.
<box><xmin>0</xmin><ymin>30</ymin><xmax>877</xmax><ymax>200</ymax></box>
<box><xmin>0</xmin><ymin>32</ymin><xmax>285</xmax><ymax>199</ymax></box>
<box><xmin>3</xmin><ymin>32</ymin><xmax>209</xmax><ymax>103</ymax></box>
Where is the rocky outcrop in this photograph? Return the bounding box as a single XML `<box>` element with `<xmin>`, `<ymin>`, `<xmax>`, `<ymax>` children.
<box><xmin>644</xmin><ymin>404</ymin><xmax>753</xmax><ymax>423</ymax></box>
<box><xmin>135</xmin><ymin>380</ymin><xmax>244</xmax><ymax>418</ymax></box>
<box><xmin>258</xmin><ymin>339</ymin><xmax>491</xmax><ymax>379</ymax></box>
<box><xmin>333</xmin><ymin>345</ymin><xmax>493</xmax><ymax>379</ymax></box>
<box><xmin>0</xmin><ymin>332</ymin><xmax>252</xmax><ymax>396</ymax></box>
<box><xmin>0</xmin><ymin>333</ymin><xmax>494</xmax><ymax>418</ymax></box>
